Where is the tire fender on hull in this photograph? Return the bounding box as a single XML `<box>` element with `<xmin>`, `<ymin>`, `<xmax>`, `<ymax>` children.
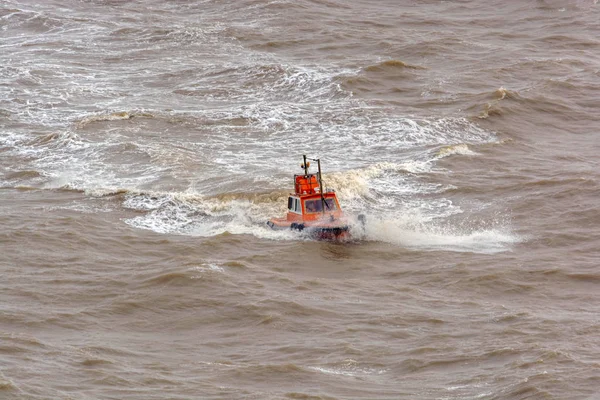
<box><xmin>290</xmin><ymin>222</ymin><xmax>305</xmax><ymax>231</ymax></box>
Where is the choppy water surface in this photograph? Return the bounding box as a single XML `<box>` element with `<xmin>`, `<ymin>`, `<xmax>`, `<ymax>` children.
<box><xmin>1</xmin><ymin>0</ymin><xmax>599</xmax><ymax>398</ymax></box>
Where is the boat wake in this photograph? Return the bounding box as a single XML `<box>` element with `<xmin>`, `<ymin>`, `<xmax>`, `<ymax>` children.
<box><xmin>356</xmin><ymin>215</ymin><xmax>521</xmax><ymax>254</ymax></box>
<box><xmin>116</xmin><ymin>184</ymin><xmax>520</xmax><ymax>253</ymax></box>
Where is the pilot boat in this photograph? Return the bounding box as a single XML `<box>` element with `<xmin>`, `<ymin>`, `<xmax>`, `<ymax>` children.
<box><xmin>267</xmin><ymin>155</ymin><xmax>352</xmax><ymax>240</ymax></box>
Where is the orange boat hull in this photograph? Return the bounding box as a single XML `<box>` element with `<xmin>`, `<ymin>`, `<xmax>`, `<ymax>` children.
<box><xmin>267</xmin><ymin>218</ymin><xmax>350</xmax><ymax>240</ymax></box>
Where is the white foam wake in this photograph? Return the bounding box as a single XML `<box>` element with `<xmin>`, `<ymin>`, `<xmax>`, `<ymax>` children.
<box><xmin>359</xmin><ymin>215</ymin><xmax>521</xmax><ymax>254</ymax></box>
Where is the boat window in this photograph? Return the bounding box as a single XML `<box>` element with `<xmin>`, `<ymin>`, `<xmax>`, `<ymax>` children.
<box><xmin>304</xmin><ymin>198</ymin><xmax>337</xmax><ymax>213</ymax></box>
<box><xmin>324</xmin><ymin>198</ymin><xmax>337</xmax><ymax>210</ymax></box>
<box><xmin>305</xmin><ymin>199</ymin><xmax>321</xmax><ymax>213</ymax></box>
<box><xmin>294</xmin><ymin>198</ymin><xmax>301</xmax><ymax>213</ymax></box>
<box><xmin>288</xmin><ymin>197</ymin><xmax>293</xmax><ymax>210</ymax></box>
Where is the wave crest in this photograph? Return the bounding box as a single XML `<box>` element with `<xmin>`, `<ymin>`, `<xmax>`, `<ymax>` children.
<box><xmin>364</xmin><ymin>60</ymin><xmax>426</xmax><ymax>72</ymax></box>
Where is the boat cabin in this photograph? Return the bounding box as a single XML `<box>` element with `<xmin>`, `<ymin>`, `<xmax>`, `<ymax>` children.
<box><xmin>285</xmin><ymin>173</ymin><xmax>343</xmax><ymax>222</ymax></box>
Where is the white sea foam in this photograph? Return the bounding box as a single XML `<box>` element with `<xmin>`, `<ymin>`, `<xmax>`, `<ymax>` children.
<box><xmin>2</xmin><ymin>102</ymin><xmax>507</xmax><ymax>252</ymax></box>
<box><xmin>308</xmin><ymin>359</ymin><xmax>387</xmax><ymax>377</ymax></box>
<box><xmin>361</xmin><ymin>214</ymin><xmax>521</xmax><ymax>254</ymax></box>
<box><xmin>1</xmin><ymin>6</ymin><xmax>503</xmax><ymax>249</ymax></box>
<box><xmin>122</xmin><ymin>191</ymin><xmax>300</xmax><ymax>241</ymax></box>
<box><xmin>188</xmin><ymin>263</ymin><xmax>225</xmax><ymax>279</ymax></box>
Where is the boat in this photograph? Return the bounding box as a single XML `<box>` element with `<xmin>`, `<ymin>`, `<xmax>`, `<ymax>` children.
<box><xmin>267</xmin><ymin>155</ymin><xmax>358</xmax><ymax>240</ymax></box>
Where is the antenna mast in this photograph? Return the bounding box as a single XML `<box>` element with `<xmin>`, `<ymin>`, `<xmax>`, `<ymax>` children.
<box><xmin>316</xmin><ymin>158</ymin><xmax>326</xmax><ymax>214</ymax></box>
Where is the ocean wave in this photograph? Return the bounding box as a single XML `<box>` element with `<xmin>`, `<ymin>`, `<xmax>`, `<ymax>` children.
<box><xmin>308</xmin><ymin>359</ymin><xmax>387</xmax><ymax>377</ymax></box>
<box><xmin>436</xmin><ymin>143</ymin><xmax>478</xmax><ymax>158</ymax></box>
<box><xmin>364</xmin><ymin>59</ymin><xmax>426</xmax><ymax>72</ymax></box>
<box><xmin>75</xmin><ymin>111</ymin><xmax>155</xmax><ymax>128</ymax></box>
<box><xmin>476</xmin><ymin>87</ymin><xmax>520</xmax><ymax>119</ymax></box>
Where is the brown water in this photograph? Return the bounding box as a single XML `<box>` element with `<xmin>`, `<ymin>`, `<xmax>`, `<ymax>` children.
<box><xmin>1</xmin><ymin>0</ymin><xmax>600</xmax><ymax>399</ymax></box>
